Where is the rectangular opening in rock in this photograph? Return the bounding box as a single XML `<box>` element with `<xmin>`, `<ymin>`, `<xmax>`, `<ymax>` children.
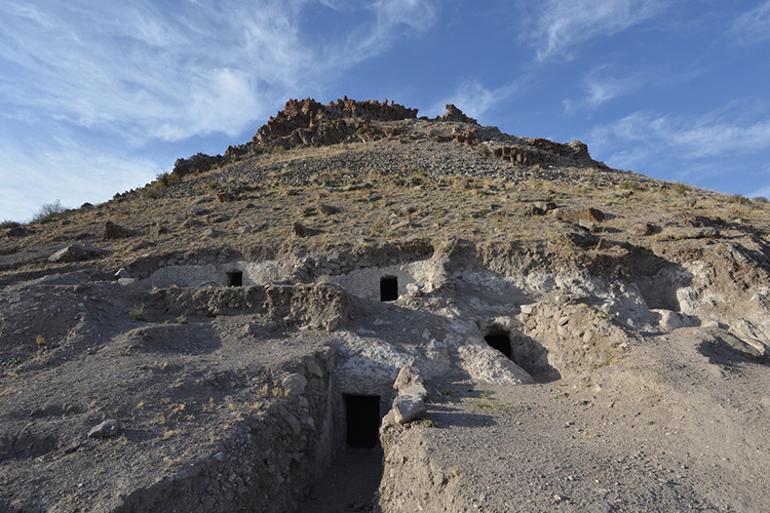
<box><xmin>380</xmin><ymin>275</ymin><xmax>398</xmax><ymax>302</ymax></box>
<box><xmin>484</xmin><ymin>330</ymin><xmax>512</xmax><ymax>359</ymax></box>
<box><xmin>344</xmin><ymin>394</ymin><xmax>381</xmax><ymax>448</ymax></box>
<box><xmin>226</xmin><ymin>271</ymin><xmax>243</xmax><ymax>287</ymax></box>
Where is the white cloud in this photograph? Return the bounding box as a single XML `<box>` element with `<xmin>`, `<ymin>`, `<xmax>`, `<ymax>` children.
<box><xmin>587</xmin><ymin>103</ymin><xmax>770</xmax><ymax>170</ymax></box>
<box><xmin>0</xmin><ymin>0</ymin><xmax>436</xmax><ymax>143</ymax></box>
<box><xmin>520</xmin><ymin>0</ymin><xmax>665</xmax><ymax>60</ymax></box>
<box><xmin>428</xmin><ymin>80</ymin><xmax>517</xmax><ymax>121</ymax></box>
<box><xmin>0</xmin><ymin>137</ymin><xmax>158</xmax><ymax>222</ymax></box>
<box><xmin>563</xmin><ymin>67</ymin><xmax>639</xmax><ymax>113</ymax></box>
<box><xmin>0</xmin><ymin>0</ymin><xmax>437</xmax><ymax>220</ymax></box>
<box><xmin>728</xmin><ymin>1</ymin><xmax>770</xmax><ymax>45</ymax></box>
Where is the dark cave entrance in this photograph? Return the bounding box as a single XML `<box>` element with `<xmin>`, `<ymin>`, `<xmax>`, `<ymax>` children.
<box><xmin>380</xmin><ymin>275</ymin><xmax>398</xmax><ymax>302</ymax></box>
<box><xmin>226</xmin><ymin>271</ymin><xmax>243</xmax><ymax>287</ymax></box>
<box><xmin>344</xmin><ymin>394</ymin><xmax>381</xmax><ymax>449</ymax></box>
<box><xmin>484</xmin><ymin>329</ymin><xmax>512</xmax><ymax>359</ymax></box>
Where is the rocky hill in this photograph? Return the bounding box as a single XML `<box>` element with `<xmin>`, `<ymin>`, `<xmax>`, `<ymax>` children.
<box><xmin>1</xmin><ymin>99</ymin><xmax>769</xmax><ymax>513</ymax></box>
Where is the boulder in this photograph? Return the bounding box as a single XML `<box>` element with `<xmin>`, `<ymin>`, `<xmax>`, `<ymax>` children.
<box><xmin>319</xmin><ymin>204</ymin><xmax>341</xmax><ymax>215</ymax></box>
<box><xmin>438</xmin><ymin>104</ymin><xmax>478</xmax><ymax>124</ymax></box>
<box><xmin>630</xmin><ymin>222</ymin><xmax>654</xmax><ymax>236</ymax></box>
<box><xmin>392</xmin><ymin>394</ymin><xmax>426</xmax><ymax>424</ymax></box>
<box><xmin>531</xmin><ymin>201</ymin><xmax>557</xmax><ymax>216</ymax></box>
<box><xmin>88</xmin><ymin>419</ymin><xmax>120</xmax><ymax>439</ymax></box>
<box><xmin>293</xmin><ymin>222</ymin><xmax>307</xmax><ymax>237</ymax></box>
<box><xmin>200</xmin><ymin>228</ymin><xmax>223</xmax><ymax>239</ymax></box>
<box><xmin>556</xmin><ymin>207</ymin><xmax>606</xmax><ymax>224</ymax></box>
<box><xmin>393</xmin><ymin>365</ymin><xmax>424</xmax><ymax>393</ymax></box>
<box><xmin>4</xmin><ymin>226</ymin><xmax>32</xmax><ymax>237</ymax></box>
<box><xmin>49</xmin><ymin>244</ymin><xmax>108</xmax><ymax>263</ymax></box>
<box><xmin>702</xmin><ymin>333</ymin><xmax>767</xmax><ymax>361</ymax></box>
<box><xmin>102</xmin><ymin>221</ymin><xmax>133</xmax><ymax>240</ymax></box>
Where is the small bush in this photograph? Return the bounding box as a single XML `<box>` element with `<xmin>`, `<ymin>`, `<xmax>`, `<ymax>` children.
<box><xmin>143</xmin><ymin>172</ymin><xmax>182</xmax><ymax>198</ymax></box>
<box><xmin>619</xmin><ymin>180</ymin><xmax>642</xmax><ymax>191</ymax></box>
<box><xmin>670</xmin><ymin>183</ymin><xmax>689</xmax><ymax>195</ymax></box>
<box><xmin>130</xmin><ymin>304</ymin><xmax>146</xmax><ymax>322</ymax></box>
<box><xmin>175</xmin><ymin>313</ymin><xmax>188</xmax><ymax>325</ymax></box>
<box><xmin>728</xmin><ymin>194</ymin><xmax>750</xmax><ymax>204</ymax></box>
<box><xmin>0</xmin><ymin>220</ymin><xmax>19</xmax><ymax>228</ymax></box>
<box><xmin>156</xmin><ymin>171</ymin><xmax>181</xmax><ymax>187</ymax></box>
<box><xmin>751</xmin><ymin>196</ymin><xmax>769</xmax><ymax>203</ymax></box>
<box><xmin>31</xmin><ymin>201</ymin><xmax>66</xmax><ymax>223</ymax></box>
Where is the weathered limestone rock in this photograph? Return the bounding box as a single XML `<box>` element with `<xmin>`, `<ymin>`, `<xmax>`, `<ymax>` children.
<box><xmin>102</xmin><ymin>221</ymin><xmax>133</xmax><ymax>240</ymax></box>
<box><xmin>630</xmin><ymin>222</ymin><xmax>655</xmax><ymax>236</ymax></box>
<box><xmin>393</xmin><ymin>365</ymin><xmax>424</xmax><ymax>393</ymax></box>
<box><xmin>438</xmin><ymin>104</ymin><xmax>477</xmax><ymax>124</ymax></box>
<box><xmin>3</xmin><ymin>225</ymin><xmax>32</xmax><ymax>237</ymax></box>
<box><xmin>88</xmin><ymin>419</ymin><xmax>120</xmax><ymax>439</ymax></box>
<box><xmin>319</xmin><ymin>204</ymin><xmax>341</xmax><ymax>215</ymax></box>
<box><xmin>556</xmin><ymin>207</ymin><xmax>606</xmax><ymax>224</ymax></box>
<box><xmin>48</xmin><ymin>244</ymin><xmax>108</xmax><ymax>263</ymax></box>
<box><xmin>392</xmin><ymin>394</ymin><xmax>426</xmax><ymax>424</ymax></box>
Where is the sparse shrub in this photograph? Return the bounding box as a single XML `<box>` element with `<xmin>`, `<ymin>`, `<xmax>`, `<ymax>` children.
<box><xmin>0</xmin><ymin>220</ymin><xmax>19</xmax><ymax>228</ymax></box>
<box><xmin>175</xmin><ymin>313</ymin><xmax>188</xmax><ymax>325</ymax></box>
<box><xmin>143</xmin><ymin>172</ymin><xmax>182</xmax><ymax>198</ymax></box>
<box><xmin>671</xmin><ymin>183</ymin><xmax>689</xmax><ymax>195</ymax></box>
<box><xmin>156</xmin><ymin>171</ymin><xmax>181</xmax><ymax>188</ymax></box>
<box><xmin>129</xmin><ymin>304</ymin><xmax>146</xmax><ymax>322</ymax></box>
<box><xmin>31</xmin><ymin>201</ymin><xmax>66</xmax><ymax>223</ymax></box>
<box><xmin>34</xmin><ymin>335</ymin><xmax>47</xmax><ymax>348</ymax></box>
<box><xmin>619</xmin><ymin>180</ymin><xmax>642</xmax><ymax>191</ymax></box>
<box><xmin>371</xmin><ymin>217</ymin><xmax>387</xmax><ymax>235</ymax></box>
<box><xmin>728</xmin><ymin>194</ymin><xmax>750</xmax><ymax>204</ymax></box>
<box><xmin>415</xmin><ymin>418</ymin><xmax>438</xmax><ymax>428</ymax></box>
<box><xmin>752</xmin><ymin>196</ymin><xmax>769</xmax><ymax>203</ymax></box>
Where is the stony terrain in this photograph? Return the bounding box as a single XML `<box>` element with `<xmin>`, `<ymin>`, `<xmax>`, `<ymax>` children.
<box><xmin>1</xmin><ymin>98</ymin><xmax>769</xmax><ymax>513</ymax></box>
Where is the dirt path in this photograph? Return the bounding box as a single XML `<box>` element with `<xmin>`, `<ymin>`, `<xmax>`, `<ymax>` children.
<box><xmin>298</xmin><ymin>448</ymin><xmax>384</xmax><ymax>513</ymax></box>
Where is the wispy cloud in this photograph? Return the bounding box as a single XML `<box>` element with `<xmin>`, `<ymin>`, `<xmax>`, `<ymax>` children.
<box><xmin>0</xmin><ymin>0</ymin><xmax>437</xmax><ymax>220</ymax></box>
<box><xmin>0</xmin><ymin>1</ymin><xmax>435</xmax><ymax>143</ymax></box>
<box><xmin>428</xmin><ymin>80</ymin><xmax>517</xmax><ymax>121</ymax></box>
<box><xmin>0</xmin><ymin>136</ymin><xmax>158</xmax><ymax>222</ymax></box>
<box><xmin>519</xmin><ymin>0</ymin><xmax>666</xmax><ymax>60</ymax></box>
<box><xmin>587</xmin><ymin>100</ymin><xmax>770</xmax><ymax>170</ymax></box>
<box><xmin>728</xmin><ymin>0</ymin><xmax>770</xmax><ymax>45</ymax></box>
<box><xmin>563</xmin><ymin>66</ymin><xmax>640</xmax><ymax>113</ymax></box>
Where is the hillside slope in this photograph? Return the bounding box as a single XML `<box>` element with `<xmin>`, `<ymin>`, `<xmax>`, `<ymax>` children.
<box><xmin>1</xmin><ymin>99</ymin><xmax>769</xmax><ymax>513</ymax></box>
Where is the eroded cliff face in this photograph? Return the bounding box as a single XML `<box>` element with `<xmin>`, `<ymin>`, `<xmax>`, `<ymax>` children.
<box><xmin>2</xmin><ymin>98</ymin><xmax>770</xmax><ymax>513</ymax></box>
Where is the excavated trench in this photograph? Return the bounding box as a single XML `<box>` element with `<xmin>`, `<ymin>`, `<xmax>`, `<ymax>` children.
<box><xmin>111</xmin><ymin>349</ymin><xmax>389</xmax><ymax>513</ymax></box>
<box><xmin>297</xmin><ymin>394</ymin><xmax>385</xmax><ymax>512</ymax></box>
<box><xmin>114</xmin><ymin>250</ymin><xmax>646</xmax><ymax>511</ymax></box>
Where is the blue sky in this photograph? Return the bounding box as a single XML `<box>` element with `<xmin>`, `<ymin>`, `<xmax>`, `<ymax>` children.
<box><xmin>3</xmin><ymin>0</ymin><xmax>770</xmax><ymax>221</ymax></box>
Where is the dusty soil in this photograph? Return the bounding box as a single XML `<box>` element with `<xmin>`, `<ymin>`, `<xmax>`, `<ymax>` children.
<box><xmin>298</xmin><ymin>448</ymin><xmax>383</xmax><ymax>512</ymax></box>
<box><xmin>380</xmin><ymin>327</ymin><xmax>770</xmax><ymax>512</ymax></box>
<box><xmin>1</xmin><ymin>100</ymin><xmax>769</xmax><ymax>513</ymax></box>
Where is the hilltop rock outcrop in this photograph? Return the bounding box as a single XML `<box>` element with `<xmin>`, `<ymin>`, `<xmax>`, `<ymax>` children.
<box><xmin>438</xmin><ymin>103</ymin><xmax>478</xmax><ymax>124</ymax></box>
